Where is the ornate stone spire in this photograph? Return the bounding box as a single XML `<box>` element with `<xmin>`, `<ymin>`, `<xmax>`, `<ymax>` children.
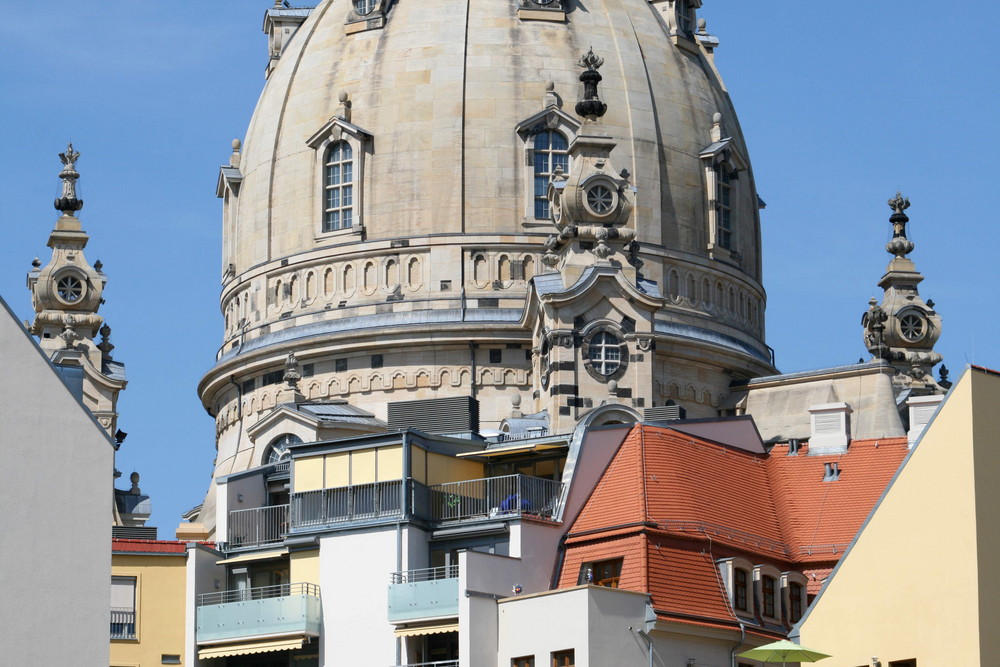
<box><xmin>575</xmin><ymin>48</ymin><xmax>607</xmax><ymax>120</ymax></box>
<box><xmin>861</xmin><ymin>193</ymin><xmax>943</xmax><ymax>393</ymax></box>
<box><xmin>885</xmin><ymin>192</ymin><xmax>914</xmax><ymax>258</ymax></box>
<box><xmin>54</xmin><ymin>143</ymin><xmax>84</xmax><ymax>215</ymax></box>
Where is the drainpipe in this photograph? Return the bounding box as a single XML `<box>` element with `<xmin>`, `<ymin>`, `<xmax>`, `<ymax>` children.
<box><xmin>729</xmin><ymin>621</ymin><xmax>746</xmax><ymax>667</ymax></box>
<box><xmin>469</xmin><ymin>341</ymin><xmax>478</xmax><ymax>400</ymax></box>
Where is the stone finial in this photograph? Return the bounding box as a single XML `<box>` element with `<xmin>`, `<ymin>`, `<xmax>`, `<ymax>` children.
<box><xmin>543</xmin><ymin>80</ymin><xmax>559</xmax><ymax>109</ymax></box>
<box><xmin>711</xmin><ymin>112</ymin><xmax>723</xmax><ymax>143</ymax></box>
<box><xmin>31</xmin><ymin>257</ymin><xmax>41</xmax><ymax>269</ymax></box>
<box><xmin>885</xmin><ymin>191</ymin><xmax>914</xmax><ymax>258</ymax></box>
<box><xmin>938</xmin><ymin>364</ymin><xmax>952</xmax><ymax>389</ymax></box>
<box><xmin>230</xmin><ymin>139</ymin><xmax>242</xmax><ymax>168</ymax></box>
<box><xmin>129</xmin><ymin>471</ymin><xmax>142</xmax><ymax>494</ymax></box>
<box><xmin>98</xmin><ymin>323</ymin><xmax>115</xmax><ymax>359</ymax></box>
<box><xmin>336</xmin><ymin>91</ymin><xmax>352</xmax><ymax>121</ymax></box>
<box><xmin>94</xmin><ymin>259</ymin><xmax>103</xmax><ymax>272</ymax></box>
<box><xmin>575</xmin><ymin>48</ymin><xmax>607</xmax><ymax>120</ymax></box>
<box><xmin>54</xmin><ymin>143</ymin><xmax>84</xmax><ymax>215</ymax></box>
<box><xmin>283</xmin><ymin>351</ymin><xmax>302</xmax><ymax>389</ymax></box>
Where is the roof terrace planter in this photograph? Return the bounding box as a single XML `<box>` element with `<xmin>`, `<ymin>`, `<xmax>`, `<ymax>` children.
<box><xmin>226</xmin><ymin>503</ymin><xmax>290</xmax><ymax>550</ymax></box>
<box><xmin>428</xmin><ymin>474</ymin><xmax>564</xmax><ymax>523</ymax></box>
<box><xmin>388</xmin><ymin>566</ymin><xmax>460</xmax><ymax>623</ymax></box>
<box><xmin>196</xmin><ymin>582</ymin><xmax>322</xmax><ymax>645</ymax></box>
<box><xmin>290</xmin><ymin>479</ymin><xmax>404</xmax><ymax>530</ymax></box>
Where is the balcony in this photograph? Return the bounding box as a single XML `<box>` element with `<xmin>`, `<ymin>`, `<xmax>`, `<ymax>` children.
<box><xmin>394</xmin><ymin>662</ymin><xmax>459</xmax><ymax>667</ymax></box>
<box><xmin>110</xmin><ymin>608</ymin><xmax>135</xmax><ymax>640</ymax></box>
<box><xmin>427</xmin><ymin>474</ymin><xmax>563</xmax><ymax>523</ymax></box>
<box><xmin>227</xmin><ymin>504</ymin><xmax>289</xmax><ymax>549</ymax></box>
<box><xmin>388</xmin><ymin>566</ymin><xmax>459</xmax><ymax>623</ymax></box>
<box><xmin>291</xmin><ymin>479</ymin><xmax>403</xmax><ymax>529</ymax></box>
<box><xmin>196</xmin><ymin>582</ymin><xmax>322</xmax><ymax>644</ymax></box>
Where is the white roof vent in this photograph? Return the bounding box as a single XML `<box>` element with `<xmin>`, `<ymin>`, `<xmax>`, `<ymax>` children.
<box><xmin>907</xmin><ymin>394</ymin><xmax>944</xmax><ymax>448</ymax></box>
<box><xmin>808</xmin><ymin>402</ymin><xmax>852</xmax><ymax>455</ymax></box>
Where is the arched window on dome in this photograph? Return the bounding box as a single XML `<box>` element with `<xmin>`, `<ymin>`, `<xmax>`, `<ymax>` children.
<box><xmin>264</xmin><ymin>433</ymin><xmax>302</xmax><ymax>466</ymax></box>
<box><xmin>308</xmin><ymin>115</ymin><xmax>372</xmax><ymax>239</ymax></box>
<box><xmin>323</xmin><ymin>141</ymin><xmax>353</xmax><ymax>232</ymax></box>
<box><xmin>700</xmin><ymin>128</ymin><xmax>747</xmax><ymax>262</ymax></box>
<box><xmin>533</xmin><ymin>130</ymin><xmax>569</xmax><ymax>220</ymax></box>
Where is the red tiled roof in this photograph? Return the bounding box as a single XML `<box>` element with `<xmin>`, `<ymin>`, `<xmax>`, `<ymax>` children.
<box><xmin>766</xmin><ymin>438</ymin><xmax>907</xmax><ymax>562</ymax></box>
<box><xmin>112</xmin><ymin>539</ymin><xmax>213</xmax><ymax>554</ymax></box>
<box><xmin>559</xmin><ymin>424</ymin><xmax>907</xmax><ymax>629</ymax></box>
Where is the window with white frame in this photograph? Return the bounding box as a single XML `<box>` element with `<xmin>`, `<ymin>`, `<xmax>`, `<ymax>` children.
<box><xmin>110</xmin><ymin>576</ymin><xmax>137</xmax><ymax>640</ymax></box>
<box><xmin>781</xmin><ymin>571</ymin><xmax>809</xmax><ymax>624</ymax></box>
<box><xmin>754</xmin><ymin>563</ymin><xmax>782</xmax><ymax>621</ymax></box>
<box><xmin>718</xmin><ymin>556</ymin><xmax>754</xmax><ymax>617</ymax></box>
<box><xmin>533</xmin><ymin>130</ymin><xmax>569</xmax><ymax>220</ymax></box>
<box><xmin>323</xmin><ymin>141</ymin><xmax>354</xmax><ymax>232</ymax></box>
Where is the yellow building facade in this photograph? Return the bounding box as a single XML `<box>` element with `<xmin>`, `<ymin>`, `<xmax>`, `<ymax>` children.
<box><xmin>795</xmin><ymin>365</ymin><xmax>1000</xmax><ymax>666</ymax></box>
<box><xmin>111</xmin><ymin>541</ymin><xmax>191</xmax><ymax>667</ymax></box>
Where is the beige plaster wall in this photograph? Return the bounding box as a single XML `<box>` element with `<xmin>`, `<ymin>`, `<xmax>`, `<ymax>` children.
<box><xmin>797</xmin><ymin>367</ymin><xmax>985</xmax><ymax>665</ymax></box>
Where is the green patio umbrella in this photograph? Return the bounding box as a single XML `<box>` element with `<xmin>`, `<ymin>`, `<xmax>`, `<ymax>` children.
<box><xmin>738</xmin><ymin>639</ymin><xmax>831</xmax><ymax>666</ymax></box>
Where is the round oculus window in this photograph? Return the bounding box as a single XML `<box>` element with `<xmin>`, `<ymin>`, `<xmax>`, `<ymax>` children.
<box><xmin>585</xmin><ymin>184</ymin><xmax>616</xmax><ymax>216</ymax></box>
<box><xmin>899</xmin><ymin>313</ymin><xmax>925</xmax><ymax>342</ymax></box>
<box><xmin>56</xmin><ymin>275</ymin><xmax>85</xmax><ymax>304</ymax></box>
<box><xmin>588</xmin><ymin>331</ymin><xmax>622</xmax><ymax>376</ymax></box>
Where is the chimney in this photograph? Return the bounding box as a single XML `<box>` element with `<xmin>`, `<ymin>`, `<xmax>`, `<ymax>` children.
<box><xmin>906</xmin><ymin>394</ymin><xmax>944</xmax><ymax>448</ymax></box>
<box><xmin>808</xmin><ymin>402</ymin><xmax>852</xmax><ymax>455</ymax></box>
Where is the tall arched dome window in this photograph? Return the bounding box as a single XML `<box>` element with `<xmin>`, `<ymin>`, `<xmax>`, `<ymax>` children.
<box><xmin>323</xmin><ymin>141</ymin><xmax>353</xmax><ymax>232</ymax></box>
<box><xmin>265</xmin><ymin>433</ymin><xmax>302</xmax><ymax>465</ymax></box>
<box><xmin>533</xmin><ymin>131</ymin><xmax>568</xmax><ymax>220</ymax></box>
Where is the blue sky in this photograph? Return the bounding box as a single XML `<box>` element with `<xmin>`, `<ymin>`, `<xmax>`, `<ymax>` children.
<box><xmin>2</xmin><ymin>1</ymin><xmax>997</xmax><ymax>531</ymax></box>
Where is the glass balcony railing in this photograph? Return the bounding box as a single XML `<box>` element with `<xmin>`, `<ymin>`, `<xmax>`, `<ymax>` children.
<box><xmin>196</xmin><ymin>582</ymin><xmax>321</xmax><ymax>644</ymax></box>
<box><xmin>388</xmin><ymin>566</ymin><xmax>459</xmax><ymax>623</ymax></box>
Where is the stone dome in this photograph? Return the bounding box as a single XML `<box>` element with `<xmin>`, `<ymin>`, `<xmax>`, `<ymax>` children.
<box><xmin>201</xmin><ymin>0</ymin><xmax>772</xmax><ymax>450</ymax></box>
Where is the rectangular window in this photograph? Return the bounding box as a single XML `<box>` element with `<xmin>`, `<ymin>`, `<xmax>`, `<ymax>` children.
<box><xmin>262</xmin><ymin>370</ymin><xmax>284</xmax><ymax>386</ymax></box>
<box><xmin>489</xmin><ymin>349</ymin><xmax>502</xmax><ymax>364</ymax></box>
<box><xmin>551</xmin><ymin>649</ymin><xmax>574</xmax><ymax>667</ymax></box>
<box><xmin>335</xmin><ymin>358</ymin><xmax>348</xmax><ymax>372</ymax></box>
<box><xmin>577</xmin><ymin>558</ymin><xmax>622</xmax><ymax>588</ymax></box>
<box><xmin>371</xmin><ymin>354</ymin><xmax>384</xmax><ymax>369</ymax></box>
<box><xmin>734</xmin><ymin>568</ymin><xmax>748</xmax><ymax>611</ymax></box>
<box><xmin>762</xmin><ymin>575</ymin><xmax>776</xmax><ymax>618</ymax></box>
<box><xmin>161</xmin><ymin>655</ymin><xmax>181</xmax><ymax>665</ymax></box>
<box><xmin>789</xmin><ymin>581</ymin><xmax>804</xmax><ymax>622</ymax></box>
<box><xmin>241</xmin><ymin>378</ymin><xmax>255</xmax><ymax>394</ymax></box>
<box><xmin>512</xmin><ymin>657</ymin><xmax>535</xmax><ymax>667</ymax></box>
<box><xmin>888</xmin><ymin>661</ymin><xmax>917</xmax><ymax>667</ymax></box>
<box><xmin>110</xmin><ymin>576</ymin><xmax>137</xmax><ymax>640</ymax></box>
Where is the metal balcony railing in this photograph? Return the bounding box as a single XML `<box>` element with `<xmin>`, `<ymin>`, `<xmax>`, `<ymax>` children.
<box><xmin>291</xmin><ymin>479</ymin><xmax>403</xmax><ymax>529</ymax></box>
<box><xmin>197</xmin><ymin>582</ymin><xmax>320</xmax><ymax>607</ymax></box>
<box><xmin>393</xmin><ymin>662</ymin><xmax>459</xmax><ymax>667</ymax></box>
<box><xmin>427</xmin><ymin>474</ymin><xmax>563</xmax><ymax>522</ymax></box>
<box><xmin>110</xmin><ymin>607</ymin><xmax>136</xmax><ymax>640</ymax></box>
<box><xmin>227</xmin><ymin>503</ymin><xmax>289</xmax><ymax>549</ymax></box>
<box><xmin>390</xmin><ymin>564</ymin><xmax>459</xmax><ymax>584</ymax></box>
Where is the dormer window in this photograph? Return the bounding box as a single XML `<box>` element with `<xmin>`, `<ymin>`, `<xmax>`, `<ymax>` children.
<box><xmin>700</xmin><ymin>129</ymin><xmax>747</xmax><ymax>261</ymax></box>
<box><xmin>323</xmin><ymin>141</ymin><xmax>354</xmax><ymax>232</ymax></box>
<box><xmin>533</xmin><ymin>131</ymin><xmax>569</xmax><ymax>220</ymax></box>
<box><xmin>308</xmin><ymin>115</ymin><xmax>373</xmax><ymax>239</ymax></box>
<box><xmin>761</xmin><ymin>574</ymin><xmax>776</xmax><ymax>617</ymax></box>
<box><xmin>266</xmin><ymin>433</ymin><xmax>302</xmax><ymax>465</ymax></box>
<box><xmin>734</xmin><ymin>567</ymin><xmax>749</xmax><ymax>611</ymax></box>
<box><xmin>577</xmin><ymin>558</ymin><xmax>622</xmax><ymax>588</ymax></box>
